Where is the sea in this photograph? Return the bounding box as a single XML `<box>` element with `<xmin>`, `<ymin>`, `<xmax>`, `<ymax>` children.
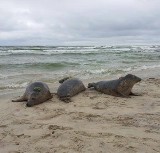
<box><xmin>0</xmin><ymin>45</ymin><xmax>160</xmax><ymax>92</ymax></box>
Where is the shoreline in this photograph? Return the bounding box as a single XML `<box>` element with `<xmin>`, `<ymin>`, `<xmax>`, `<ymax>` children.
<box><xmin>1</xmin><ymin>66</ymin><xmax>160</xmax><ymax>97</ymax></box>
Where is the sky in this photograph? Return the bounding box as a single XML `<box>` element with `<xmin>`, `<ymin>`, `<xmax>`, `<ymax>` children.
<box><xmin>0</xmin><ymin>0</ymin><xmax>160</xmax><ymax>46</ymax></box>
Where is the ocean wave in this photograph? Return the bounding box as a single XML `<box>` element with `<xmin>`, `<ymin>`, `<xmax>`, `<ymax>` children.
<box><xmin>85</xmin><ymin>69</ymin><xmax>107</xmax><ymax>74</ymax></box>
<box><xmin>0</xmin><ymin>51</ymin><xmax>107</xmax><ymax>56</ymax></box>
<box><xmin>0</xmin><ymin>45</ymin><xmax>160</xmax><ymax>56</ymax></box>
<box><xmin>29</xmin><ymin>62</ymin><xmax>80</xmax><ymax>70</ymax></box>
<box><xmin>0</xmin><ymin>62</ymin><xmax>80</xmax><ymax>70</ymax></box>
<box><xmin>137</xmin><ymin>64</ymin><xmax>160</xmax><ymax>70</ymax></box>
<box><xmin>0</xmin><ymin>82</ymin><xmax>28</xmax><ymax>90</ymax></box>
<box><xmin>84</xmin><ymin>67</ymin><xmax>133</xmax><ymax>75</ymax></box>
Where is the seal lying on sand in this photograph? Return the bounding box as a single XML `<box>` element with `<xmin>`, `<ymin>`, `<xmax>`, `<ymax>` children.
<box><xmin>57</xmin><ymin>77</ymin><xmax>86</xmax><ymax>102</ymax></box>
<box><xmin>12</xmin><ymin>82</ymin><xmax>52</xmax><ymax>107</ymax></box>
<box><xmin>88</xmin><ymin>74</ymin><xmax>141</xmax><ymax>97</ymax></box>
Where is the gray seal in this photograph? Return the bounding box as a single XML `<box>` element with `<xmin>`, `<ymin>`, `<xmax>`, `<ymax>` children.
<box><xmin>88</xmin><ymin>74</ymin><xmax>141</xmax><ymax>97</ymax></box>
<box><xmin>57</xmin><ymin>78</ymin><xmax>86</xmax><ymax>102</ymax></box>
<box><xmin>12</xmin><ymin>82</ymin><xmax>52</xmax><ymax>107</ymax></box>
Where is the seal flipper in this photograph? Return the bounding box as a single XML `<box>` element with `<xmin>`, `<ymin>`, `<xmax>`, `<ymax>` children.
<box><xmin>48</xmin><ymin>93</ymin><xmax>53</xmax><ymax>100</ymax></box>
<box><xmin>129</xmin><ymin>92</ymin><xmax>141</xmax><ymax>96</ymax></box>
<box><xmin>12</xmin><ymin>96</ymin><xmax>27</xmax><ymax>102</ymax></box>
<box><xmin>59</xmin><ymin>95</ymin><xmax>71</xmax><ymax>103</ymax></box>
<box><xmin>119</xmin><ymin>93</ymin><xmax>131</xmax><ymax>98</ymax></box>
<box><xmin>113</xmin><ymin>90</ymin><xmax>130</xmax><ymax>98</ymax></box>
<box><xmin>59</xmin><ymin>77</ymin><xmax>71</xmax><ymax>84</ymax></box>
<box><xmin>59</xmin><ymin>97</ymin><xmax>71</xmax><ymax>103</ymax></box>
<box><xmin>88</xmin><ymin>83</ymin><xmax>96</xmax><ymax>88</ymax></box>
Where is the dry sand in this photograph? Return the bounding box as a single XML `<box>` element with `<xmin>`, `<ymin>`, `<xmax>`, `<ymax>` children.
<box><xmin>0</xmin><ymin>77</ymin><xmax>160</xmax><ymax>153</ymax></box>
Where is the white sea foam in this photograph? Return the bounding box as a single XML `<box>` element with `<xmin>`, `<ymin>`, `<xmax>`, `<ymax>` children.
<box><xmin>123</xmin><ymin>67</ymin><xmax>132</xmax><ymax>72</ymax></box>
<box><xmin>86</xmin><ymin>69</ymin><xmax>106</xmax><ymax>74</ymax></box>
<box><xmin>138</xmin><ymin>64</ymin><xmax>160</xmax><ymax>70</ymax></box>
<box><xmin>0</xmin><ymin>82</ymin><xmax>28</xmax><ymax>90</ymax></box>
<box><xmin>0</xmin><ymin>74</ymin><xmax>8</xmax><ymax>79</ymax></box>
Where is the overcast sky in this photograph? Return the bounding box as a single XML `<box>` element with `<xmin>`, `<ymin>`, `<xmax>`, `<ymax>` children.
<box><xmin>0</xmin><ymin>0</ymin><xmax>160</xmax><ymax>45</ymax></box>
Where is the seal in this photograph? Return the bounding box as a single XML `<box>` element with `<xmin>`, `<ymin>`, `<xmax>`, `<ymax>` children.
<box><xmin>12</xmin><ymin>82</ymin><xmax>52</xmax><ymax>107</ymax></box>
<box><xmin>88</xmin><ymin>74</ymin><xmax>141</xmax><ymax>97</ymax></box>
<box><xmin>57</xmin><ymin>77</ymin><xmax>86</xmax><ymax>102</ymax></box>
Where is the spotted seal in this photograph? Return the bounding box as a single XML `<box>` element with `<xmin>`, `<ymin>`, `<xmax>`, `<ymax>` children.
<box><xmin>88</xmin><ymin>74</ymin><xmax>141</xmax><ymax>97</ymax></box>
<box><xmin>57</xmin><ymin>77</ymin><xmax>86</xmax><ymax>102</ymax></box>
<box><xmin>12</xmin><ymin>82</ymin><xmax>52</xmax><ymax>107</ymax></box>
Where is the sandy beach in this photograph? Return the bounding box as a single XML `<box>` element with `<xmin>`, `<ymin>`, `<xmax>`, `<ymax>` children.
<box><xmin>0</xmin><ymin>73</ymin><xmax>160</xmax><ymax>153</ymax></box>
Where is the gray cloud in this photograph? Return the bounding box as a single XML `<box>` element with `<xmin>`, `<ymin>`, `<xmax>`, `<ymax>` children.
<box><xmin>0</xmin><ymin>0</ymin><xmax>160</xmax><ymax>45</ymax></box>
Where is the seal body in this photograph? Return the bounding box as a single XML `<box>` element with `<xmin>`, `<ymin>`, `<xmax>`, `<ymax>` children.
<box><xmin>57</xmin><ymin>78</ymin><xmax>86</xmax><ymax>102</ymax></box>
<box><xmin>12</xmin><ymin>82</ymin><xmax>52</xmax><ymax>107</ymax></box>
<box><xmin>88</xmin><ymin>74</ymin><xmax>141</xmax><ymax>97</ymax></box>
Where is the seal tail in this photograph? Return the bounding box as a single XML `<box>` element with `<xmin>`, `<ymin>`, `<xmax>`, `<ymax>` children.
<box><xmin>88</xmin><ymin>83</ymin><xmax>96</xmax><ymax>88</ymax></box>
<box><xmin>12</xmin><ymin>96</ymin><xmax>26</xmax><ymax>102</ymax></box>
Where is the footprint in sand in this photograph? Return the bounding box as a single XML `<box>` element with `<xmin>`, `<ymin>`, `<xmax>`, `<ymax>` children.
<box><xmin>0</xmin><ymin>125</ymin><xmax>7</xmax><ymax>128</ymax></box>
<box><xmin>92</xmin><ymin>102</ymin><xmax>108</xmax><ymax>110</ymax></box>
<box><xmin>16</xmin><ymin>133</ymin><xmax>31</xmax><ymax>138</ymax></box>
<box><xmin>48</xmin><ymin>125</ymin><xmax>73</xmax><ymax>131</ymax></box>
<box><xmin>38</xmin><ymin>109</ymin><xmax>65</xmax><ymax>120</ymax></box>
<box><xmin>89</xmin><ymin>95</ymin><xmax>98</xmax><ymax>99</ymax></box>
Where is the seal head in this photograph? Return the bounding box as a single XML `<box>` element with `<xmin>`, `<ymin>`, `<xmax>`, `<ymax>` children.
<box><xmin>26</xmin><ymin>91</ymin><xmax>41</xmax><ymax>107</ymax></box>
<box><xmin>123</xmin><ymin>74</ymin><xmax>141</xmax><ymax>83</ymax></box>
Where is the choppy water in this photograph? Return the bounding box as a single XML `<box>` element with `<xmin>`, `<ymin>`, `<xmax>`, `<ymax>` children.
<box><xmin>0</xmin><ymin>45</ymin><xmax>160</xmax><ymax>90</ymax></box>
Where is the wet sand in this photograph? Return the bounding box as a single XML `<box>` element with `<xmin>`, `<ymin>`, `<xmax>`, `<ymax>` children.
<box><xmin>0</xmin><ymin>77</ymin><xmax>160</xmax><ymax>153</ymax></box>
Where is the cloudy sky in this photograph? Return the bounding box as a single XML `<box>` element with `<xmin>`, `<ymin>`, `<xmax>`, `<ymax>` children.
<box><xmin>0</xmin><ymin>0</ymin><xmax>160</xmax><ymax>45</ymax></box>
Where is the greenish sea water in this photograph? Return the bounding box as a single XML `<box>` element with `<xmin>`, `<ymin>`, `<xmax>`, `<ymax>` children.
<box><xmin>0</xmin><ymin>45</ymin><xmax>160</xmax><ymax>90</ymax></box>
